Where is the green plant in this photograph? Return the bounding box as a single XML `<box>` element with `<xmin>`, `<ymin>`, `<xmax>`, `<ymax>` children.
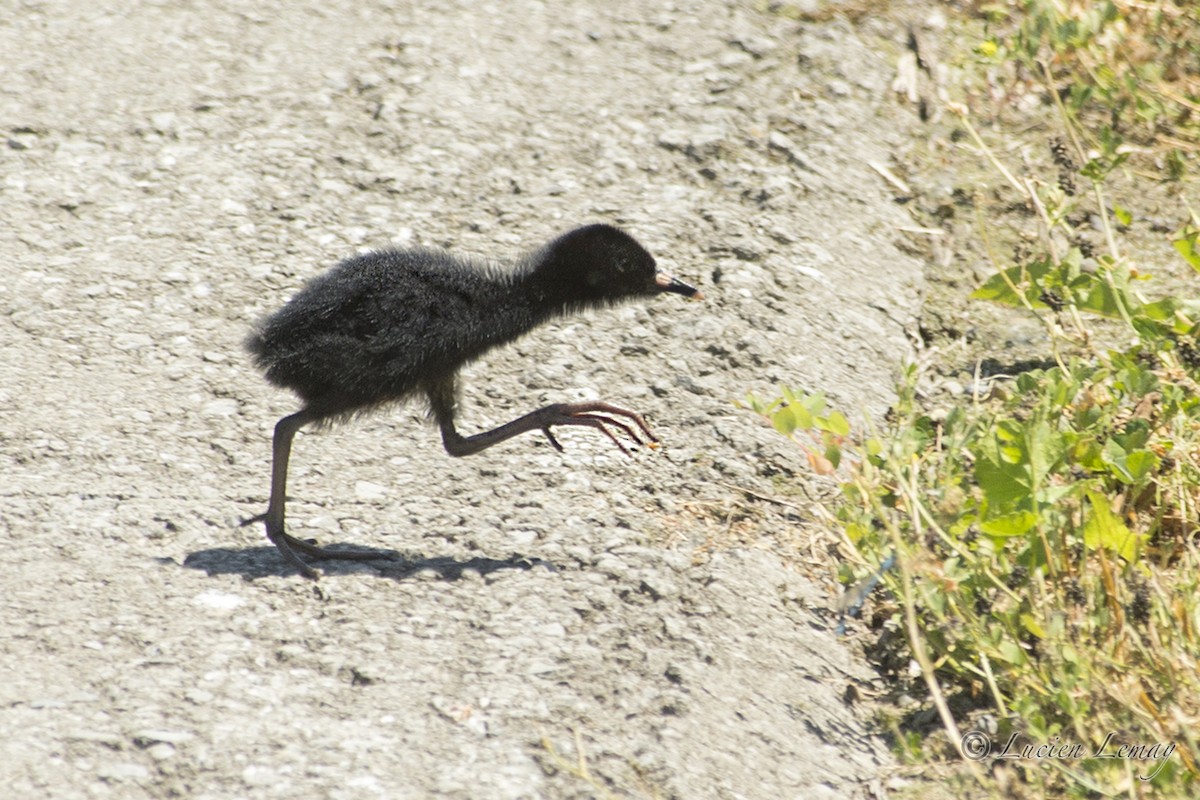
<box><xmin>749</xmin><ymin>267</ymin><xmax>1200</xmax><ymax>792</ymax></box>
<box><xmin>975</xmin><ymin>0</ymin><xmax>1200</xmax><ymax>157</ymax></box>
<box><xmin>745</xmin><ymin>3</ymin><xmax>1200</xmax><ymax>795</ymax></box>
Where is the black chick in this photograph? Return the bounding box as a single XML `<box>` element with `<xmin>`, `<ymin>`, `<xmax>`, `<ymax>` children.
<box><xmin>244</xmin><ymin>223</ymin><xmax>701</xmax><ymax>578</ymax></box>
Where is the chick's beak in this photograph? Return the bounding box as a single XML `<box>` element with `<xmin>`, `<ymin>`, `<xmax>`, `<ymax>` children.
<box><xmin>655</xmin><ymin>270</ymin><xmax>704</xmax><ymax>300</ymax></box>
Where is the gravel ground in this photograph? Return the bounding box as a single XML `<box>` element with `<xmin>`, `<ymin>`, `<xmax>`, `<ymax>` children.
<box><xmin>1</xmin><ymin>1</ymin><xmax>925</xmax><ymax>797</ymax></box>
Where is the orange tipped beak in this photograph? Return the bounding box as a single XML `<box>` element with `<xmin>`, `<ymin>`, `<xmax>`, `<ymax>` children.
<box><xmin>656</xmin><ymin>271</ymin><xmax>703</xmax><ymax>300</ymax></box>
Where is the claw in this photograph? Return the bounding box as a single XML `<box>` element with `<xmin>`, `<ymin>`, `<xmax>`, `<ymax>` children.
<box><xmin>571</xmin><ymin>413</ymin><xmax>647</xmax><ymax>447</ymax></box>
<box><xmin>565</xmin><ymin>413</ymin><xmax>654</xmax><ymax>456</ymax></box>
<box><xmin>542</xmin><ymin>426</ymin><xmax>565</xmax><ymax>451</ymax></box>
<box><xmin>547</xmin><ymin>401</ymin><xmax>659</xmax><ymax>455</ymax></box>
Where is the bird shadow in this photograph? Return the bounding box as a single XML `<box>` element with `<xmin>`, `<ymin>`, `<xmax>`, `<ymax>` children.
<box><xmin>182</xmin><ymin>545</ymin><xmax>558</xmax><ymax>582</ymax></box>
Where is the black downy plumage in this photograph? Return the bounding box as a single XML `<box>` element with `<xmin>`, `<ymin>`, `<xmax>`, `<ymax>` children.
<box><xmin>244</xmin><ymin>224</ymin><xmax>701</xmax><ymax>578</ymax></box>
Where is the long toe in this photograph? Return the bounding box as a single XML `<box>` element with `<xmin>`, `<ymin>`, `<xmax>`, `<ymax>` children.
<box><xmin>568</xmin><ymin>413</ymin><xmax>644</xmax><ymax>454</ymax></box>
<box><xmin>280</xmin><ymin>532</ymin><xmax>400</xmax><ymax>564</ymax></box>
<box><xmin>544</xmin><ymin>402</ymin><xmax>659</xmax><ymax>455</ymax></box>
<box><xmin>266</xmin><ymin>529</ymin><xmax>322</xmax><ymax>580</ymax></box>
<box><xmin>558</xmin><ymin>401</ymin><xmax>658</xmax><ymax>442</ymax></box>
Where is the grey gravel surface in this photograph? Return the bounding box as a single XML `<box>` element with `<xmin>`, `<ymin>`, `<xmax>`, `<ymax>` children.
<box><xmin>2</xmin><ymin>1</ymin><xmax>923</xmax><ymax>797</ymax></box>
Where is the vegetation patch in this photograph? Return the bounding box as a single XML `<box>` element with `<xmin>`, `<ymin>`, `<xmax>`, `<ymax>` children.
<box><xmin>751</xmin><ymin>1</ymin><xmax>1200</xmax><ymax>796</ymax></box>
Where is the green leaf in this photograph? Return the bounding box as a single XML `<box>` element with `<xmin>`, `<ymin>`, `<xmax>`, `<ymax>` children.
<box><xmin>1040</xmin><ymin>483</ymin><xmax>1080</xmax><ymax>505</ymax></box>
<box><xmin>1101</xmin><ymin>438</ymin><xmax>1132</xmax><ymax>482</ymax></box>
<box><xmin>844</xmin><ymin>522</ymin><xmax>868</xmax><ymax>546</ymax></box>
<box><xmin>1138</xmin><ymin>297</ymin><xmax>1179</xmax><ymax>322</ymax></box>
<box><xmin>1020</xmin><ymin>613</ymin><xmax>1047</xmax><ymax>639</ymax></box>
<box><xmin>1079</xmin><ymin>279</ymin><xmax>1131</xmax><ymax>319</ymax></box>
<box><xmin>1123</xmin><ymin>449</ymin><xmax>1159</xmax><ymax>482</ymax></box>
<box><xmin>770</xmin><ymin>405</ymin><xmax>798</xmax><ymax>436</ymax></box>
<box><xmin>1173</xmin><ymin>226</ymin><xmax>1200</xmax><ymax>274</ymax></box>
<box><xmin>972</xmin><ymin>261</ymin><xmax>1052</xmax><ymax>307</ymax></box>
<box><xmin>979</xmin><ymin>510</ymin><xmax>1038</xmax><ymax>537</ymax></box>
<box><xmin>824</xmin><ymin>443</ymin><xmax>842</xmax><ymax>470</ymax></box>
<box><xmin>1112</xmin><ymin>203</ymin><xmax>1132</xmax><ymax>226</ymax></box>
<box><xmin>1082</xmin><ymin>491</ymin><xmax>1143</xmax><ymax>561</ymax></box>
<box><xmin>789</xmin><ymin>403</ymin><xmax>815</xmax><ymax>430</ymax></box>
<box><xmin>1102</xmin><ymin>423</ymin><xmax>1154</xmax><ymax>484</ymax></box>
<box><xmin>1025</xmin><ymin>419</ymin><xmax>1064</xmax><ymax>482</ymax></box>
<box><xmin>1073</xmin><ymin>438</ymin><xmax>1105</xmax><ymax>471</ymax></box>
<box><xmin>997</xmin><ymin>639</ymin><xmax>1027</xmax><ymax>665</ymax></box>
<box><xmin>823</xmin><ymin>411</ymin><xmax>851</xmax><ymax>437</ymax></box>
<box><xmin>975</xmin><ymin>454</ymin><xmax>1032</xmax><ymax>511</ymax></box>
<box><xmin>744</xmin><ymin>393</ymin><xmax>782</xmax><ymax>416</ymax></box>
<box><xmin>1080</xmin><ymin>153</ymin><xmax>1129</xmax><ymax>181</ymax></box>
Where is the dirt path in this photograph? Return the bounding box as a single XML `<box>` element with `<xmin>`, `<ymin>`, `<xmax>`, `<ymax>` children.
<box><xmin>2</xmin><ymin>1</ymin><xmax>923</xmax><ymax>797</ymax></box>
